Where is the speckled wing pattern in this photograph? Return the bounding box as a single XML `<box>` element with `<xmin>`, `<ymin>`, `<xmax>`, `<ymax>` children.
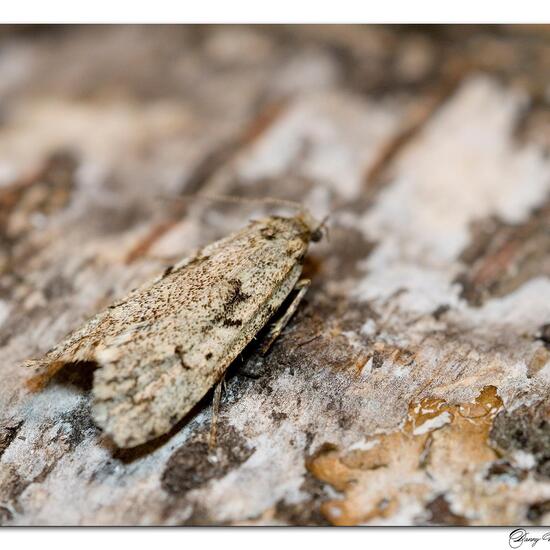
<box><xmin>30</xmin><ymin>216</ymin><xmax>313</xmax><ymax>447</ymax></box>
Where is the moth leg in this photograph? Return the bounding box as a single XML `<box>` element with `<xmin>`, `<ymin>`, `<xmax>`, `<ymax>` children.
<box><xmin>260</xmin><ymin>278</ymin><xmax>311</xmax><ymax>355</ymax></box>
<box><xmin>239</xmin><ymin>279</ymin><xmax>311</xmax><ymax>379</ymax></box>
<box><xmin>209</xmin><ymin>372</ymin><xmax>225</xmax><ymax>450</ymax></box>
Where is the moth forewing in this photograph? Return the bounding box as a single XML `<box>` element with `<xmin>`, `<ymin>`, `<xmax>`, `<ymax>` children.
<box><xmin>28</xmin><ymin>214</ymin><xmax>318</xmax><ymax>448</ymax></box>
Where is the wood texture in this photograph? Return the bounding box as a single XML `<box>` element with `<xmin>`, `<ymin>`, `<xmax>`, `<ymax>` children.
<box><xmin>1</xmin><ymin>25</ymin><xmax>550</xmax><ymax>525</ymax></box>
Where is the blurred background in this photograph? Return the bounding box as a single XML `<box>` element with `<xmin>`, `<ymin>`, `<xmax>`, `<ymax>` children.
<box><xmin>2</xmin><ymin>25</ymin><xmax>550</xmax><ymax>526</ymax></box>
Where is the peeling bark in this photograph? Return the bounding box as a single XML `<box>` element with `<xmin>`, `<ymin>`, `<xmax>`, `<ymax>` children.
<box><xmin>1</xmin><ymin>25</ymin><xmax>550</xmax><ymax>526</ymax></box>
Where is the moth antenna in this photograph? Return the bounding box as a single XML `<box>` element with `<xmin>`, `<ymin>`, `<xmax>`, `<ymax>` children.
<box><xmin>155</xmin><ymin>192</ymin><xmax>304</xmax><ymax>213</ymax></box>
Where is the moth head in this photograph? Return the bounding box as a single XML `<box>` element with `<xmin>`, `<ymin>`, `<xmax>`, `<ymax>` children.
<box><xmin>299</xmin><ymin>210</ymin><xmax>329</xmax><ymax>243</ymax></box>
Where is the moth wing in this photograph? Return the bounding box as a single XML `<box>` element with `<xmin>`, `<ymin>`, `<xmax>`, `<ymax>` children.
<box><xmin>26</xmin><ymin>216</ymin><xmax>311</xmax><ymax>448</ymax></box>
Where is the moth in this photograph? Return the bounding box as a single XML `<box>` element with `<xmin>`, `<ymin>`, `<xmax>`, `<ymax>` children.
<box><xmin>27</xmin><ymin>208</ymin><xmax>323</xmax><ymax>448</ymax></box>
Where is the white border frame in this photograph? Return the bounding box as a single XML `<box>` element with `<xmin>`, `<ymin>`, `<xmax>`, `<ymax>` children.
<box><xmin>1</xmin><ymin>0</ymin><xmax>550</xmax><ymax>24</ymax></box>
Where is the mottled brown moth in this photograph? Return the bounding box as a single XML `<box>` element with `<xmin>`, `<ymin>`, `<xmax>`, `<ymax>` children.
<box><xmin>27</xmin><ymin>208</ymin><xmax>323</xmax><ymax>448</ymax></box>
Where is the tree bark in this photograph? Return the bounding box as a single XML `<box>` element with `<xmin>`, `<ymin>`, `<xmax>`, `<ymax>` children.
<box><xmin>1</xmin><ymin>25</ymin><xmax>550</xmax><ymax>525</ymax></box>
